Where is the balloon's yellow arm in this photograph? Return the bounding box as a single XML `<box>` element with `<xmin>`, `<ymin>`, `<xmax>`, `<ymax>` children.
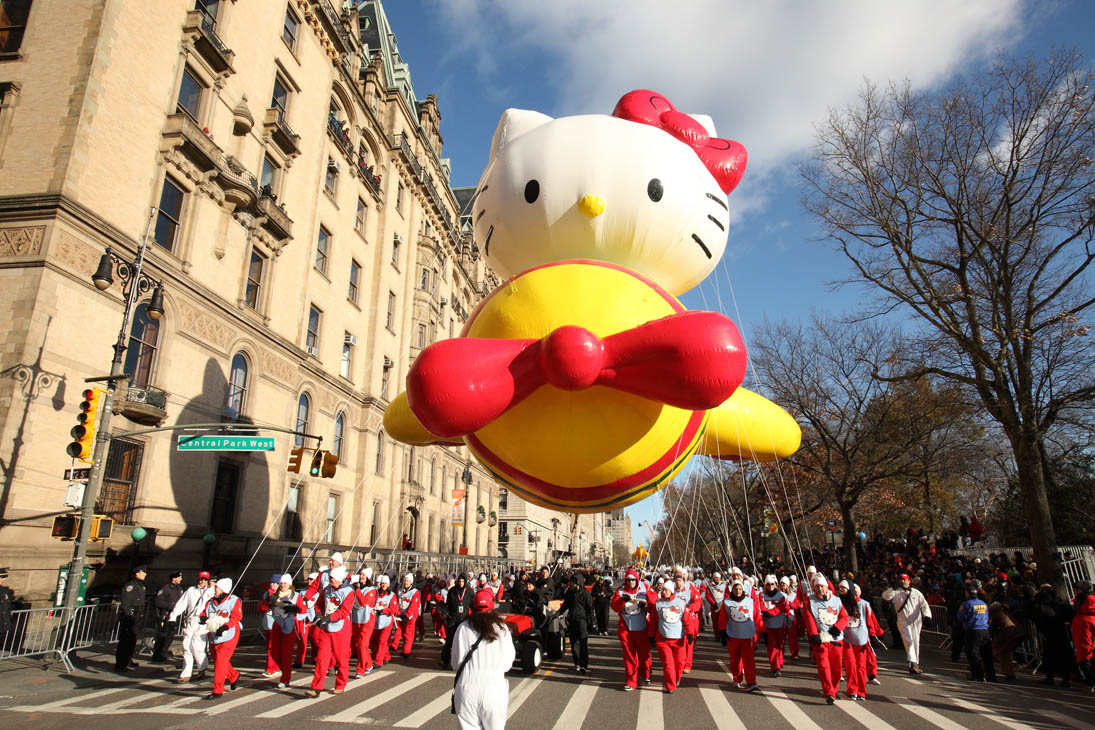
<box><xmin>698</xmin><ymin>386</ymin><xmax>801</xmax><ymax>462</ymax></box>
<box><xmin>383</xmin><ymin>391</ymin><xmax>464</xmax><ymax>446</ymax></box>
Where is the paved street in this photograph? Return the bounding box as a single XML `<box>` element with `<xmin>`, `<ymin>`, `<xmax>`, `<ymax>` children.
<box><xmin>0</xmin><ymin>624</ymin><xmax>1090</xmax><ymax>729</ymax></box>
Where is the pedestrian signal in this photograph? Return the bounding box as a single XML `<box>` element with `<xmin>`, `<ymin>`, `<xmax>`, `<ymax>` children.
<box><xmin>66</xmin><ymin>388</ymin><xmax>103</xmax><ymax>461</ymax></box>
<box><xmin>321</xmin><ymin>450</ymin><xmax>338</xmax><ymax>478</ymax></box>
<box><xmin>309</xmin><ymin>449</ymin><xmax>323</xmax><ymax>477</ymax></box>
<box><xmin>90</xmin><ymin>515</ymin><xmax>113</xmax><ymax>541</ymax></box>
<box><xmin>288</xmin><ymin>446</ymin><xmax>304</xmax><ymax>473</ymax></box>
<box><xmin>51</xmin><ymin>515</ymin><xmax>78</xmax><ymax>539</ymax></box>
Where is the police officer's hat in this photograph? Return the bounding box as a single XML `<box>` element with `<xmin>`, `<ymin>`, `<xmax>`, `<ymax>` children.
<box><xmin>0</xmin><ymin>566</ymin><xmax>9</xmax><ymax>578</ymax></box>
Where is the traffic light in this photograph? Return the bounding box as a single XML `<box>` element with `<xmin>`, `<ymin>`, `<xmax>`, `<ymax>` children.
<box><xmin>309</xmin><ymin>449</ymin><xmax>323</xmax><ymax>477</ymax></box>
<box><xmin>90</xmin><ymin>515</ymin><xmax>113</xmax><ymax>541</ymax></box>
<box><xmin>51</xmin><ymin>515</ymin><xmax>78</xmax><ymax>539</ymax></box>
<box><xmin>288</xmin><ymin>446</ymin><xmax>304</xmax><ymax>473</ymax></box>
<box><xmin>321</xmin><ymin>450</ymin><xmax>338</xmax><ymax>478</ymax></box>
<box><xmin>66</xmin><ymin>388</ymin><xmax>103</xmax><ymax>461</ymax></box>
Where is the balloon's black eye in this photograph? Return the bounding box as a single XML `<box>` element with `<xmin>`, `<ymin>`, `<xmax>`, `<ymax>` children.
<box><xmin>647</xmin><ymin>178</ymin><xmax>663</xmax><ymax>202</ymax></box>
<box><xmin>524</xmin><ymin>180</ymin><xmax>540</xmax><ymax>203</ymax></box>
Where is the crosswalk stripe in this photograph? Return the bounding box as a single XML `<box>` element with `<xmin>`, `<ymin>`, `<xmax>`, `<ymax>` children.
<box><xmin>92</xmin><ymin>681</ymin><xmax>178</xmax><ymax>711</ymax></box>
<box><xmin>1042</xmin><ymin>709</ymin><xmax>1095</xmax><ymax>730</ymax></box>
<box><xmin>205</xmin><ymin>688</ymin><xmax>276</xmax><ymax>716</ymax></box>
<box><xmin>324</xmin><ymin>672</ymin><xmax>437</xmax><ymax>723</ymax></box>
<box><xmin>698</xmin><ymin>684</ymin><xmax>747</xmax><ymax>730</ymax></box>
<box><xmin>889</xmin><ymin>696</ymin><xmax>966</xmax><ymax>730</ymax></box>
<box><xmin>255</xmin><ymin>670</ymin><xmax>389</xmax><ymax>719</ymax></box>
<box><xmin>31</xmin><ymin>676</ymin><xmax>168</xmax><ymax>710</ymax></box>
<box><xmin>550</xmin><ymin>680</ymin><xmax>599</xmax><ymax>730</ymax></box>
<box><xmin>835</xmin><ymin>698</ymin><xmax>898</xmax><ymax>730</ymax></box>
<box><xmin>506</xmin><ymin>675</ymin><xmax>539</xmax><ymax>718</ymax></box>
<box><xmin>949</xmin><ymin>697</ymin><xmax>1041</xmax><ymax>730</ymax></box>
<box><xmin>764</xmin><ymin>689</ymin><xmax>824</xmax><ymax>730</ymax></box>
<box><xmin>636</xmin><ymin>683</ymin><xmax>663</xmax><ymax>730</ymax></box>
<box><xmin>392</xmin><ymin>689</ymin><xmax>452</xmax><ymax>727</ymax></box>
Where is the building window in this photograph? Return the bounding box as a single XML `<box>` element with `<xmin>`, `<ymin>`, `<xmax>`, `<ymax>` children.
<box><xmin>375</xmin><ymin>430</ymin><xmax>384</xmax><ymax>474</ymax></box>
<box><xmin>333</xmin><ymin>412</ymin><xmax>345</xmax><ymax>460</ymax></box>
<box><xmin>325</xmin><ymin>493</ymin><xmax>339</xmax><ymax>542</ymax></box>
<box><xmin>98</xmin><ymin>438</ymin><xmax>143</xmax><ymax>525</ymax></box>
<box><xmin>245</xmin><ymin>250</ymin><xmax>265</xmax><ymax>310</ymax></box>
<box><xmin>499</xmin><ymin>488</ymin><xmax>508</xmax><ymax>511</ymax></box>
<box><xmin>315</xmin><ymin>227</ymin><xmax>330</xmax><ymax>274</ymax></box>
<box><xmin>210</xmin><ymin>460</ymin><xmax>240</xmax><ymax>534</ymax></box>
<box><xmin>348</xmin><ymin>260</ymin><xmax>360</xmax><ymax>304</ymax></box>
<box><xmin>195</xmin><ymin>0</ymin><xmax>219</xmax><ymax>24</ymax></box>
<box><xmin>430</xmin><ymin>461</ymin><xmax>436</xmax><ymax>495</ymax></box>
<box><xmin>355</xmin><ymin>198</ymin><xmax>367</xmax><ymax>235</ymax></box>
<box><xmin>386</xmin><ymin>291</ymin><xmax>395</xmax><ymax>330</ymax></box>
<box><xmin>154</xmin><ymin>177</ymin><xmax>185</xmax><ymax>252</ymax></box>
<box><xmin>396</xmin><ymin>182</ymin><xmax>404</xmax><ymax>214</ymax></box>
<box><xmin>271</xmin><ymin>74</ymin><xmax>290</xmax><ymax>117</ymax></box>
<box><xmin>370</xmin><ymin>502</ymin><xmax>379</xmax><ymax>544</ymax></box>
<box><xmin>306</xmin><ymin>305</ymin><xmax>320</xmax><ymax>353</ymax></box>
<box><xmin>407</xmin><ymin>445</ymin><xmax>416</xmax><ymax>482</ymax></box>
<box><xmin>324</xmin><ymin>158</ymin><xmax>338</xmax><ymax>196</ymax></box>
<box><xmin>340</xmin><ymin>337</ymin><xmax>353</xmax><ymax>379</ymax></box>
<box><xmin>391</xmin><ymin>236</ymin><xmax>401</xmax><ymax>267</ymax></box>
<box><xmin>419</xmin><ymin>267</ymin><xmax>429</xmax><ymax>290</ymax></box>
<box><xmin>416</xmin><ymin>323</ymin><xmax>426</xmax><ymax>348</ymax></box>
<box><xmin>381</xmin><ymin>359</ymin><xmax>391</xmax><ymax>399</ymax></box>
<box><xmin>225</xmin><ymin>352</ymin><xmax>248</xmax><ymax>420</ymax></box>
<box><xmin>260</xmin><ymin>155</ymin><xmax>280</xmax><ymax>196</ymax></box>
<box><xmin>294</xmin><ymin>393</ymin><xmax>310</xmax><ymax>447</ymax></box>
<box><xmin>284</xmin><ymin>484</ymin><xmax>302</xmax><ymax>540</ymax></box>
<box><xmin>282</xmin><ymin>5</ymin><xmax>299</xmax><ymax>50</ymax></box>
<box><xmin>123</xmin><ymin>302</ymin><xmax>159</xmax><ymax>388</ymax></box>
<box><xmin>176</xmin><ymin>66</ymin><xmax>203</xmax><ymax>120</ymax></box>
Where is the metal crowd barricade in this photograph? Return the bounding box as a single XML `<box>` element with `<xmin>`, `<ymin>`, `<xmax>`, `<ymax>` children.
<box><xmin>0</xmin><ymin>603</ymin><xmax>121</xmax><ymax>672</ymax></box>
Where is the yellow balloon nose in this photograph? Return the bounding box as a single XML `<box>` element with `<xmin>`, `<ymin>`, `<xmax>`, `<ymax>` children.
<box><xmin>578</xmin><ymin>195</ymin><xmax>606</xmax><ymax>218</ymax></box>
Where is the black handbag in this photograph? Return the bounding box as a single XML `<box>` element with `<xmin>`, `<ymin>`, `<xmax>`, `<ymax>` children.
<box><xmin>450</xmin><ymin>634</ymin><xmax>484</xmax><ymax>714</ymax></box>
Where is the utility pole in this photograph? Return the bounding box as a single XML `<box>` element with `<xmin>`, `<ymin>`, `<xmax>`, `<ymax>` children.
<box><xmin>64</xmin><ymin>210</ymin><xmax>163</xmax><ymax>608</ymax></box>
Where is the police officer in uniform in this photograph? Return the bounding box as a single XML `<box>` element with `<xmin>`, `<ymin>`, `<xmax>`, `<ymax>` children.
<box><xmin>115</xmin><ymin>565</ymin><xmax>148</xmax><ymax>673</ymax></box>
<box><xmin>151</xmin><ymin>571</ymin><xmax>184</xmax><ymax>661</ymax></box>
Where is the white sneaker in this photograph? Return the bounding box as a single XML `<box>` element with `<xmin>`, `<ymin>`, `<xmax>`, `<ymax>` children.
<box><xmin>868</xmin><ymin>677</ymin><xmax>881</xmax><ymax>685</ymax></box>
<box><xmin>277</xmin><ymin>682</ymin><xmax>287</xmax><ymax>689</ymax></box>
<box><xmin>623</xmin><ymin>685</ymin><xmax>635</xmax><ymax>692</ymax></box>
<box><xmin>261</xmin><ymin>672</ymin><xmax>277</xmax><ymax>678</ymax></box>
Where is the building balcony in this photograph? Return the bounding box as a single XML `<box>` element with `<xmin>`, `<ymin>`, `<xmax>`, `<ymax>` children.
<box><xmin>183</xmin><ymin>10</ymin><xmax>235</xmax><ymax>75</ymax></box>
<box><xmin>161</xmin><ymin>112</ymin><xmax>223</xmax><ymax>173</ymax></box>
<box><xmin>217</xmin><ymin>155</ymin><xmax>259</xmax><ymax>209</ymax></box>
<box><xmin>256</xmin><ymin>192</ymin><xmax>293</xmax><ymax>241</ymax></box>
<box><xmin>264</xmin><ymin>107</ymin><xmax>301</xmax><ymax>157</ymax></box>
<box><xmin>356</xmin><ymin>155</ymin><xmax>381</xmax><ymax>196</ymax></box>
<box><xmin>114</xmin><ymin>383</ymin><xmax>168</xmax><ymax>426</ymax></box>
<box><xmin>327</xmin><ymin>114</ymin><xmax>354</xmax><ymax>159</ymax></box>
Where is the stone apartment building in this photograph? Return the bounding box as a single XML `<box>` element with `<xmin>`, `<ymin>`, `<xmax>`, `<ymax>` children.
<box><xmin>496</xmin><ymin>486</ymin><xmax>611</xmax><ymax>571</ymax></box>
<box><xmin>0</xmin><ymin>0</ymin><xmax>506</xmax><ymax>603</ymax></box>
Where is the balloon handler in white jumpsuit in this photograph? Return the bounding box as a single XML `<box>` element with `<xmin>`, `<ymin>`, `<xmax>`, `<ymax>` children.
<box><xmin>168</xmin><ymin>570</ymin><xmax>215</xmax><ymax>682</ymax></box>
<box><xmin>882</xmin><ymin>572</ymin><xmax>932</xmax><ymax>674</ymax></box>
<box><xmin>450</xmin><ymin>588</ymin><xmax>516</xmax><ymax>730</ymax></box>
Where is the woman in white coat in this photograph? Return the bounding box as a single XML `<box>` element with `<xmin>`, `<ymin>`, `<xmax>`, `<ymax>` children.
<box><xmin>450</xmin><ymin>588</ymin><xmax>516</xmax><ymax>730</ymax></box>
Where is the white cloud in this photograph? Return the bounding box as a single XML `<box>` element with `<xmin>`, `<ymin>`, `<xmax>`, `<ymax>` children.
<box><xmin>433</xmin><ymin>0</ymin><xmax>1024</xmax><ymax>215</ymax></box>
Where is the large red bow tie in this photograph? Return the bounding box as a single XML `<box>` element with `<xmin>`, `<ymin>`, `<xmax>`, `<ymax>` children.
<box><xmin>406</xmin><ymin>311</ymin><xmax>747</xmax><ymax>439</ymax></box>
<box><xmin>612</xmin><ymin>90</ymin><xmax>748</xmax><ymax>195</ymax></box>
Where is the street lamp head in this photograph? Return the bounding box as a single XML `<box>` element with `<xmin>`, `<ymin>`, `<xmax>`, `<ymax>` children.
<box><xmin>92</xmin><ymin>253</ymin><xmax>114</xmax><ymax>290</ymax></box>
<box><xmin>146</xmin><ymin>285</ymin><xmax>165</xmax><ymax>320</ymax></box>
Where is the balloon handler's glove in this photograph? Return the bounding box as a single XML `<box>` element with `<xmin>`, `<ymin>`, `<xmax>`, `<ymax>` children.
<box><xmin>719</xmin><ymin>634</ymin><xmax>727</xmax><ymax>647</ymax></box>
<box><xmin>809</xmin><ymin>634</ymin><xmax>822</xmax><ymax>647</ymax></box>
<box><xmin>313</xmin><ymin>616</ymin><xmax>330</xmax><ymax>630</ymax></box>
<box><xmin>828</xmin><ymin>626</ymin><xmax>841</xmax><ymax>638</ymax></box>
<box><xmin>198</xmin><ymin>615</ymin><xmax>208</xmax><ymax>625</ymax></box>
<box><xmin>686</xmin><ymin>633</ymin><xmax>694</xmax><ymax>645</ymax></box>
<box><xmin>214</xmin><ymin>626</ymin><xmax>227</xmax><ymax>637</ymax></box>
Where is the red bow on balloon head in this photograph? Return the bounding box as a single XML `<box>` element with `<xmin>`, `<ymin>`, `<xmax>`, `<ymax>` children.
<box><xmin>406</xmin><ymin>311</ymin><xmax>747</xmax><ymax>439</ymax></box>
<box><xmin>612</xmin><ymin>90</ymin><xmax>748</xmax><ymax>195</ymax></box>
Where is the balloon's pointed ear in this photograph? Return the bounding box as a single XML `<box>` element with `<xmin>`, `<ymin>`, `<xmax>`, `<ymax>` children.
<box><xmin>487</xmin><ymin>108</ymin><xmax>554</xmax><ymax>162</ymax></box>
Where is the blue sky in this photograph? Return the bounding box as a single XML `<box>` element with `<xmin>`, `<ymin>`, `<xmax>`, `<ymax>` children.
<box><xmin>376</xmin><ymin>0</ymin><xmax>1095</xmax><ymax>546</ymax></box>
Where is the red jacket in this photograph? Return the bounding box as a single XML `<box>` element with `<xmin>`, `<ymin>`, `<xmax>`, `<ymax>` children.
<box><xmin>1073</xmin><ymin>594</ymin><xmax>1095</xmax><ymax>662</ymax></box>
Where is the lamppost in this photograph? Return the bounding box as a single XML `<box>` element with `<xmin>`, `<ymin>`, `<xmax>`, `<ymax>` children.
<box><xmin>63</xmin><ymin>209</ymin><xmax>165</xmax><ymax>608</ymax></box>
<box><xmin>461</xmin><ymin>463</ymin><xmax>472</xmax><ymax>554</ymax></box>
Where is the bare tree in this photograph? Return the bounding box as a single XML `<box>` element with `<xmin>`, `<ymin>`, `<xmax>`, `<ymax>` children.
<box><xmin>802</xmin><ymin>51</ymin><xmax>1095</xmax><ymax>591</ymax></box>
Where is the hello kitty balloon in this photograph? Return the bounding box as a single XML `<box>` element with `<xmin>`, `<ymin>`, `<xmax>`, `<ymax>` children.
<box><xmin>384</xmin><ymin>91</ymin><xmax>800</xmax><ymax>513</ymax></box>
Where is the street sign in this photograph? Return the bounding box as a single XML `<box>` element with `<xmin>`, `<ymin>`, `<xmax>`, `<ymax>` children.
<box><xmin>825</xmin><ymin>518</ymin><xmax>839</xmax><ymax>532</ymax></box>
<box><xmin>177</xmin><ymin>435</ymin><xmax>276</xmax><ymax>451</ymax></box>
<box><xmin>64</xmin><ymin>467</ymin><xmax>91</xmax><ymax>480</ymax></box>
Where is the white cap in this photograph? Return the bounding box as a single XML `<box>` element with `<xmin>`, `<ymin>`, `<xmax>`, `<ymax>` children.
<box><xmin>360</xmin><ymin>567</ymin><xmax>373</xmax><ymax>579</ymax></box>
<box><xmin>378</xmin><ymin>574</ymin><xmax>391</xmax><ymax>585</ymax></box>
<box><xmin>732</xmin><ymin>579</ymin><xmax>743</xmax><ymax>587</ymax></box>
<box><xmin>806</xmin><ymin>565</ymin><xmax>817</xmax><ymax>575</ymax></box>
<box><xmin>713</xmin><ymin>572</ymin><xmax>722</xmax><ymax>580</ymax></box>
<box><xmin>838</xmin><ymin>579</ymin><xmax>851</xmax><ymax>590</ymax></box>
<box><xmin>308</xmin><ymin>572</ymin><xmax>319</xmax><ymax>580</ymax></box>
<box><xmin>404</xmin><ymin>573</ymin><xmax>413</xmax><ymax>582</ymax></box>
<box><xmin>812</xmin><ymin>574</ymin><xmax>828</xmax><ymax>587</ymax></box>
<box><xmin>215</xmin><ymin>578</ymin><xmax>232</xmax><ymax>593</ymax></box>
<box><xmin>779</xmin><ymin>576</ymin><xmax>790</xmax><ymax>585</ymax></box>
<box><xmin>764</xmin><ymin>574</ymin><xmax>777</xmax><ymax>584</ymax></box>
<box><xmin>330</xmin><ymin>566</ymin><xmax>348</xmax><ymax>582</ymax></box>
<box><xmin>664</xmin><ymin>580</ymin><xmax>676</xmax><ymax>592</ymax></box>
<box><xmin>790</xmin><ymin>574</ymin><xmax>798</xmax><ymax>582</ymax></box>
<box><xmin>279</xmin><ymin>574</ymin><xmax>293</xmax><ymax>585</ymax></box>
<box><xmin>730</xmin><ymin>567</ymin><xmax>743</xmax><ymax>575</ymax></box>
<box><xmin>330</xmin><ymin>552</ymin><xmax>344</xmax><ymax>565</ymax></box>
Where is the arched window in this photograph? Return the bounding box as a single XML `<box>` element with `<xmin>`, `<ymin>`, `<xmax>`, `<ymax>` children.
<box><xmin>225</xmin><ymin>352</ymin><xmax>248</xmax><ymax>420</ymax></box>
<box><xmin>332</xmin><ymin>411</ymin><xmax>345</xmax><ymax>460</ymax></box>
<box><xmin>123</xmin><ymin>302</ymin><xmax>160</xmax><ymax>388</ymax></box>
<box><xmin>375</xmin><ymin>430</ymin><xmax>385</xmax><ymax>474</ymax></box>
<box><xmin>294</xmin><ymin>394</ymin><xmax>310</xmax><ymax>447</ymax></box>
